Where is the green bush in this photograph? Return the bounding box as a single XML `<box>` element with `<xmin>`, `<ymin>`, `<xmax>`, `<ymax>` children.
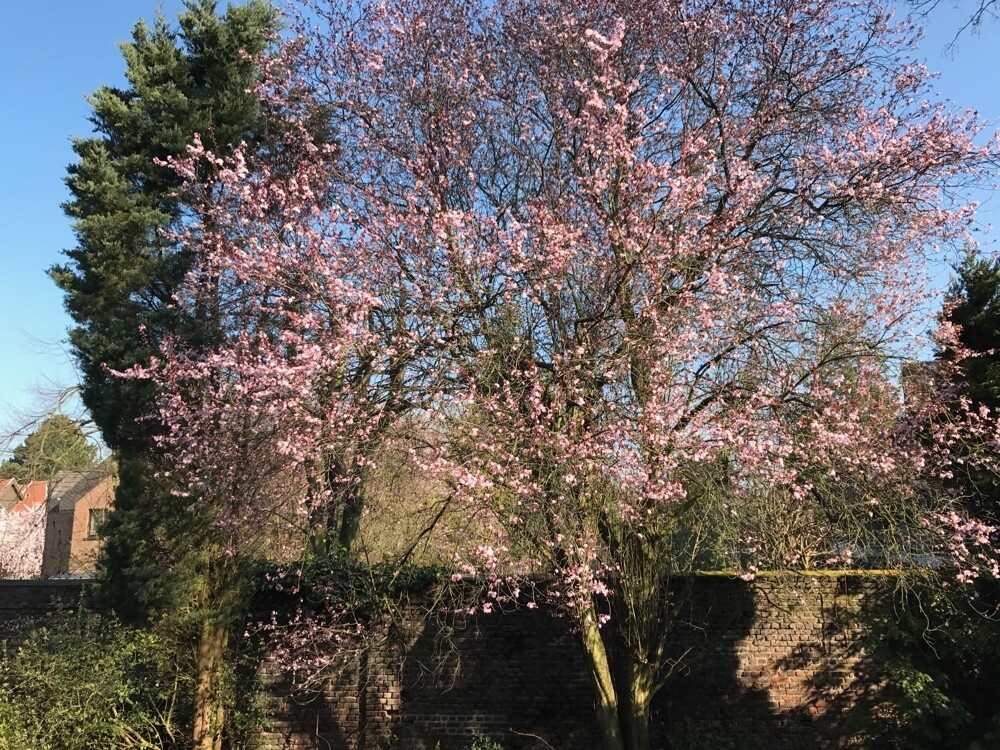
<box><xmin>464</xmin><ymin>731</ymin><xmax>506</xmax><ymax>750</ymax></box>
<box><xmin>863</xmin><ymin>578</ymin><xmax>1000</xmax><ymax>750</ymax></box>
<box><xmin>0</xmin><ymin>608</ymin><xmax>187</xmax><ymax>750</ymax></box>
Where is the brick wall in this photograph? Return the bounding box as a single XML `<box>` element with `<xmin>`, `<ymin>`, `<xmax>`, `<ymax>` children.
<box><xmin>657</xmin><ymin>573</ymin><xmax>881</xmax><ymax>748</ymax></box>
<box><xmin>252</xmin><ymin>573</ymin><xmax>887</xmax><ymax>750</ymax></box>
<box><xmin>0</xmin><ymin>580</ymin><xmax>92</xmax><ymax>634</ymax></box>
<box><xmin>0</xmin><ymin>575</ymin><xmax>886</xmax><ymax>750</ymax></box>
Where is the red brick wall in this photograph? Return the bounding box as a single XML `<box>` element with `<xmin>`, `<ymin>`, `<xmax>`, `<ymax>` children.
<box><xmin>251</xmin><ymin>574</ymin><xmax>886</xmax><ymax>750</ymax></box>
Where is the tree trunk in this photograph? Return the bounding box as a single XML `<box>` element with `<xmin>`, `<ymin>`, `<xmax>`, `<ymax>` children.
<box><xmin>193</xmin><ymin>619</ymin><xmax>229</xmax><ymax>750</ymax></box>
<box><xmin>578</xmin><ymin>604</ymin><xmax>663</xmax><ymax>750</ymax></box>
<box><xmin>617</xmin><ymin>656</ymin><xmax>655</xmax><ymax>750</ymax></box>
<box><xmin>337</xmin><ymin>486</ymin><xmax>363</xmax><ymax>552</ymax></box>
<box><xmin>578</xmin><ymin>612</ymin><xmax>626</xmax><ymax>750</ymax></box>
<box><xmin>323</xmin><ymin>454</ymin><xmax>362</xmax><ymax>555</ymax></box>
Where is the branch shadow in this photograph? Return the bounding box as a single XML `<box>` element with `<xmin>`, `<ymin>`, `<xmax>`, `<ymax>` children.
<box><xmin>654</xmin><ymin>574</ymin><xmax>886</xmax><ymax>750</ymax></box>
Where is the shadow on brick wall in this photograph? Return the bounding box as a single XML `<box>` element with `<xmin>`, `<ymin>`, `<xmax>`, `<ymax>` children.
<box><xmin>248</xmin><ymin>575</ymin><xmax>888</xmax><ymax>750</ymax></box>
<box><xmin>2</xmin><ymin>577</ymin><xmax>890</xmax><ymax>749</ymax></box>
<box><xmin>392</xmin><ymin>605</ymin><xmax>599</xmax><ymax>750</ymax></box>
<box><xmin>654</xmin><ymin>575</ymin><xmax>776</xmax><ymax>748</ymax></box>
<box><xmin>658</xmin><ymin>575</ymin><xmax>886</xmax><ymax>750</ymax></box>
<box><xmin>250</xmin><ymin>636</ymin><xmax>397</xmax><ymax>749</ymax></box>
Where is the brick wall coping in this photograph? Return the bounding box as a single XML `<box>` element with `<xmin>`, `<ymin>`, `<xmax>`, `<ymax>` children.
<box><xmin>0</xmin><ymin>578</ymin><xmax>94</xmax><ymax>587</ymax></box>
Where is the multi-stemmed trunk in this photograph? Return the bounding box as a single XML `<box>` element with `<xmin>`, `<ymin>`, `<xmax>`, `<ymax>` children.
<box><xmin>616</xmin><ymin>654</ymin><xmax>656</xmax><ymax>750</ymax></box>
<box><xmin>577</xmin><ymin>603</ymin><xmax>659</xmax><ymax>750</ymax></box>
<box><xmin>579</xmin><ymin>612</ymin><xmax>627</xmax><ymax>750</ymax></box>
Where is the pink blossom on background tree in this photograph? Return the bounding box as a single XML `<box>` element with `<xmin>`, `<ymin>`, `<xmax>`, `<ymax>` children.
<box><xmin>118</xmin><ymin>325</ymin><xmax>315</xmax><ymax>750</ymax></box>
<box><xmin>0</xmin><ymin>504</ymin><xmax>45</xmax><ymax>580</ymax></box>
<box><xmin>143</xmin><ymin>0</ymin><xmax>1000</xmax><ymax>748</ymax></box>
<box><xmin>149</xmin><ymin>120</ymin><xmax>424</xmax><ymax>558</ymax></box>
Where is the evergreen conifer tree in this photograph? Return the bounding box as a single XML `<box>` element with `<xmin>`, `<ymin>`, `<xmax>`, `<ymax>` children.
<box><xmin>0</xmin><ymin>414</ymin><xmax>98</xmax><ymax>481</ymax></box>
<box><xmin>942</xmin><ymin>251</ymin><xmax>1000</xmax><ymax>521</ymax></box>
<box><xmin>51</xmin><ymin>3</ymin><xmax>280</xmax><ymax>748</ymax></box>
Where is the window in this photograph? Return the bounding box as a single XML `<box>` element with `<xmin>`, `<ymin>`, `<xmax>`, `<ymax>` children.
<box><xmin>87</xmin><ymin>508</ymin><xmax>108</xmax><ymax>539</ymax></box>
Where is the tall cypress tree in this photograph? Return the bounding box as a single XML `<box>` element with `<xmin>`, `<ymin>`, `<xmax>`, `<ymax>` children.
<box><xmin>54</xmin><ymin>0</ymin><xmax>279</xmax><ymax>609</ymax></box>
<box><xmin>51</xmin><ymin>3</ymin><xmax>280</xmax><ymax>748</ymax></box>
<box><xmin>55</xmin><ymin>0</ymin><xmax>279</xmax><ymax>452</ymax></box>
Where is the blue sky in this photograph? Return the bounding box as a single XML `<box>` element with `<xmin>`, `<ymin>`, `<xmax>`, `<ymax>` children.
<box><xmin>0</xmin><ymin>0</ymin><xmax>186</xmax><ymax>430</ymax></box>
<box><xmin>0</xmin><ymin>1</ymin><xmax>997</xmax><ymax>436</ymax></box>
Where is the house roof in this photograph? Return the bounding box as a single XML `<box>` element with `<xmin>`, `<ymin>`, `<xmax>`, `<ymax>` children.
<box><xmin>48</xmin><ymin>461</ymin><xmax>116</xmax><ymax>513</ymax></box>
<box><xmin>0</xmin><ymin>477</ymin><xmax>47</xmax><ymax>514</ymax></box>
<box><xmin>0</xmin><ymin>478</ymin><xmax>18</xmax><ymax>512</ymax></box>
<box><xmin>24</xmin><ymin>480</ymin><xmax>47</xmax><ymax>504</ymax></box>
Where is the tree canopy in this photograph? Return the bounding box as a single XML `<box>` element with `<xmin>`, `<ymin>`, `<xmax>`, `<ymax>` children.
<box><xmin>0</xmin><ymin>414</ymin><xmax>97</xmax><ymax>482</ymax></box>
<box><xmin>945</xmin><ymin>254</ymin><xmax>1000</xmax><ymax>404</ymax></box>
<box><xmin>52</xmin><ymin>0</ymin><xmax>280</xmax><ymax>453</ymax></box>
<box><xmin>135</xmin><ymin>1</ymin><xmax>1000</xmax><ymax>749</ymax></box>
<box><xmin>939</xmin><ymin>252</ymin><xmax>1000</xmax><ymax>522</ymax></box>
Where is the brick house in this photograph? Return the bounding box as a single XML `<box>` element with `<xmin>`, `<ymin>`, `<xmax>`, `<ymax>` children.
<box><xmin>40</xmin><ymin>462</ymin><xmax>116</xmax><ymax>578</ymax></box>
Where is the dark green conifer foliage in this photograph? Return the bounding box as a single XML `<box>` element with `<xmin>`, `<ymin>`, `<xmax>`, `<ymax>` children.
<box><xmin>873</xmin><ymin>252</ymin><xmax>1000</xmax><ymax>750</ymax></box>
<box><xmin>942</xmin><ymin>251</ymin><xmax>1000</xmax><ymax>522</ymax></box>
<box><xmin>51</xmin><ymin>0</ymin><xmax>280</xmax><ymax>622</ymax></box>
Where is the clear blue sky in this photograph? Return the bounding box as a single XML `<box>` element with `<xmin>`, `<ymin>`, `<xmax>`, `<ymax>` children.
<box><xmin>0</xmin><ymin>0</ymin><xmax>186</xmax><ymax>429</ymax></box>
<box><xmin>0</xmin><ymin>1</ymin><xmax>996</xmax><ymax>433</ymax></box>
